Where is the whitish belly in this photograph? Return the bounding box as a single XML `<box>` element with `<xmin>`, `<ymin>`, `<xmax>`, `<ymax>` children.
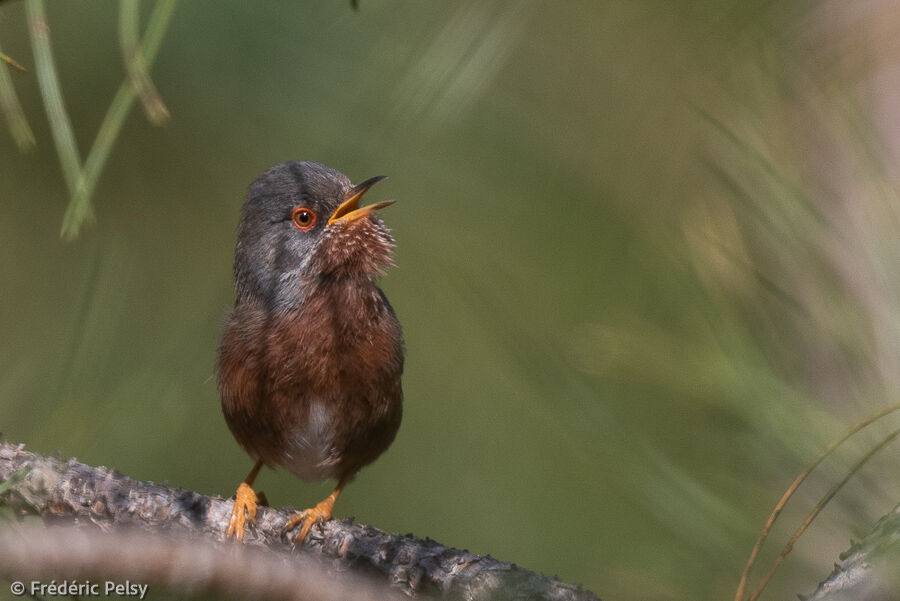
<box><xmin>279</xmin><ymin>399</ymin><xmax>340</xmax><ymax>482</ymax></box>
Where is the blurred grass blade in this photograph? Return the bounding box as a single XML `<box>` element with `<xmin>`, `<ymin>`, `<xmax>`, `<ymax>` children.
<box><xmin>119</xmin><ymin>0</ymin><xmax>170</xmax><ymax>126</ymax></box>
<box><xmin>0</xmin><ymin>43</ymin><xmax>36</xmax><ymax>151</ymax></box>
<box><xmin>26</xmin><ymin>0</ymin><xmax>83</xmax><ymax>193</ymax></box>
<box><xmin>697</xmin><ymin>106</ymin><xmax>832</xmax><ymax>232</ymax></box>
<box><xmin>749</xmin><ymin>426</ymin><xmax>900</xmax><ymax>601</ymax></box>
<box><xmin>62</xmin><ymin>0</ymin><xmax>177</xmax><ymax>240</ymax></box>
<box><xmin>735</xmin><ymin>402</ymin><xmax>900</xmax><ymax>601</ymax></box>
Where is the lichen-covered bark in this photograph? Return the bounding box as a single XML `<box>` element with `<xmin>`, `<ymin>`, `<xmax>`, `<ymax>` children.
<box><xmin>0</xmin><ymin>441</ymin><xmax>599</xmax><ymax>601</ymax></box>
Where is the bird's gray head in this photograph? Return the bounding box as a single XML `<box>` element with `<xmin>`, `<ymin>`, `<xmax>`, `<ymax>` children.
<box><xmin>234</xmin><ymin>160</ymin><xmax>395</xmax><ymax>310</ymax></box>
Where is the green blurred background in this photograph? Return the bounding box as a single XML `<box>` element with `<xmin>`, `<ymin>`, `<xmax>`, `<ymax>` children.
<box><xmin>4</xmin><ymin>1</ymin><xmax>900</xmax><ymax>600</ymax></box>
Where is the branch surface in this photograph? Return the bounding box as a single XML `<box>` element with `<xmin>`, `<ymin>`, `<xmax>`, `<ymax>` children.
<box><xmin>0</xmin><ymin>441</ymin><xmax>599</xmax><ymax>601</ymax></box>
<box><xmin>803</xmin><ymin>501</ymin><xmax>900</xmax><ymax>601</ymax></box>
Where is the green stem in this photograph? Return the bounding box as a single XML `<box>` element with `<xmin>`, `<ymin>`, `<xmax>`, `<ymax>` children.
<box><xmin>61</xmin><ymin>0</ymin><xmax>178</xmax><ymax>240</ymax></box>
<box><xmin>119</xmin><ymin>0</ymin><xmax>170</xmax><ymax>125</ymax></box>
<box><xmin>26</xmin><ymin>0</ymin><xmax>82</xmax><ymax>193</ymax></box>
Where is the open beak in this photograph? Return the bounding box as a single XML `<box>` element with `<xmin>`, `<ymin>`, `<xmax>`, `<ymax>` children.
<box><xmin>328</xmin><ymin>175</ymin><xmax>394</xmax><ymax>224</ymax></box>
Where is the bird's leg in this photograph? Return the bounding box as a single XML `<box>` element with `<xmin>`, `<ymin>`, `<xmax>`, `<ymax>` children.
<box><xmin>283</xmin><ymin>475</ymin><xmax>349</xmax><ymax>545</ymax></box>
<box><xmin>226</xmin><ymin>460</ymin><xmax>263</xmax><ymax>542</ymax></box>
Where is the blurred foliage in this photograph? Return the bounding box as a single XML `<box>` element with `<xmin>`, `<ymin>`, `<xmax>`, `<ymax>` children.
<box><xmin>15</xmin><ymin>0</ymin><xmax>177</xmax><ymax>239</ymax></box>
<box><xmin>3</xmin><ymin>1</ymin><xmax>900</xmax><ymax>600</ymax></box>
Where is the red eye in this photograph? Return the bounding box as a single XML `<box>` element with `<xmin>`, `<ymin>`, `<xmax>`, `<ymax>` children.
<box><xmin>291</xmin><ymin>207</ymin><xmax>317</xmax><ymax>230</ymax></box>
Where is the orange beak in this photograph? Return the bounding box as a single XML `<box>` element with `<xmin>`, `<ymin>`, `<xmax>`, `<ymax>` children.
<box><xmin>329</xmin><ymin>175</ymin><xmax>394</xmax><ymax>224</ymax></box>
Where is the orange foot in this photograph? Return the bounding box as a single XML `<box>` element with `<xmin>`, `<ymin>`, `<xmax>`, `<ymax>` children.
<box><xmin>283</xmin><ymin>496</ymin><xmax>335</xmax><ymax>545</ymax></box>
<box><xmin>283</xmin><ymin>477</ymin><xmax>347</xmax><ymax>545</ymax></box>
<box><xmin>226</xmin><ymin>482</ymin><xmax>258</xmax><ymax>542</ymax></box>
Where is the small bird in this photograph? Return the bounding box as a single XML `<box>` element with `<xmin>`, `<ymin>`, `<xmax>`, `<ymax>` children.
<box><xmin>217</xmin><ymin>160</ymin><xmax>403</xmax><ymax>544</ymax></box>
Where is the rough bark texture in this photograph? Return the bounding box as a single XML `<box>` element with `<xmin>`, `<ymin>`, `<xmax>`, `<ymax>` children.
<box><xmin>803</xmin><ymin>501</ymin><xmax>900</xmax><ymax>601</ymax></box>
<box><xmin>0</xmin><ymin>441</ymin><xmax>599</xmax><ymax>601</ymax></box>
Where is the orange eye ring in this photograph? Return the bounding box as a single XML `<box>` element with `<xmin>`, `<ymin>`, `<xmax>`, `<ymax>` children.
<box><xmin>291</xmin><ymin>207</ymin><xmax>317</xmax><ymax>230</ymax></box>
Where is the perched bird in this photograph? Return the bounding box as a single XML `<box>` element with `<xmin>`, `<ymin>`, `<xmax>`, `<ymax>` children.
<box><xmin>217</xmin><ymin>161</ymin><xmax>403</xmax><ymax>544</ymax></box>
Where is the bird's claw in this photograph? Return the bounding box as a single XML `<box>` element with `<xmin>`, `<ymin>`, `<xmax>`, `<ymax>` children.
<box><xmin>283</xmin><ymin>498</ymin><xmax>335</xmax><ymax>545</ymax></box>
<box><xmin>226</xmin><ymin>482</ymin><xmax>258</xmax><ymax>542</ymax></box>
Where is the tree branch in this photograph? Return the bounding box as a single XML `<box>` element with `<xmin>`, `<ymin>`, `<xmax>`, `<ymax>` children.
<box><xmin>0</xmin><ymin>441</ymin><xmax>600</xmax><ymax>601</ymax></box>
<box><xmin>0</xmin><ymin>525</ymin><xmax>397</xmax><ymax>601</ymax></box>
<box><xmin>802</xmin><ymin>501</ymin><xmax>900</xmax><ymax>601</ymax></box>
